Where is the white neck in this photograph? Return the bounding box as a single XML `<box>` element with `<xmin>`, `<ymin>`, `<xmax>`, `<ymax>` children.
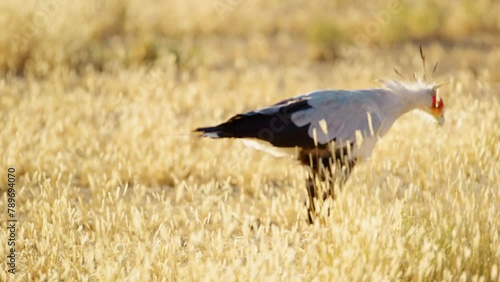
<box><xmin>372</xmin><ymin>80</ymin><xmax>433</xmax><ymax>136</ymax></box>
<box><xmin>381</xmin><ymin>80</ymin><xmax>431</xmax><ymax>114</ymax></box>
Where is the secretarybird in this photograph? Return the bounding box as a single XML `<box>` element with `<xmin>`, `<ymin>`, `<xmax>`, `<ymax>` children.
<box><xmin>195</xmin><ymin>49</ymin><xmax>445</xmax><ymax>223</ymax></box>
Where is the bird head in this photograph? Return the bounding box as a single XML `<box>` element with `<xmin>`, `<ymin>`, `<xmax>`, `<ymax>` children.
<box><xmin>386</xmin><ymin>46</ymin><xmax>446</xmax><ymax>126</ymax></box>
<box><xmin>417</xmin><ymin>46</ymin><xmax>445</xmax><ymax>126</ymax></box>
<box><xmin>380</xmin><ymin>79</ymin><xmax>446</xmax><ymax>126</ymax></box>
<box><xmin>398</xmin><ymin>82</ymin><xmax>446</xmax><ymax>126</ymax></box>
<box><xmin>422</xmin><ymin>87</ymin><xmax>445</xmax><ymax>126</ymax></box>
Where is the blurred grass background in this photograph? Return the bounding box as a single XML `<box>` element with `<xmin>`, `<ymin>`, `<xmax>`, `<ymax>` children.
<box><xmin>0</xmin><ymin>0</ymin><xmax>499</xmax><ymax>281</ymax></box>
<box><xmin>0</xmin><ymin>0</ymin><xmax>499</xmax><ymax>74</ymax></box>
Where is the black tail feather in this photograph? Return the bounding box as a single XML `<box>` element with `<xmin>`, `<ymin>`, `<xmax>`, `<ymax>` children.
<box><xmin>194</xmin><ymin>126</ymin><xmax>224</xmax><ymax>138</ymax></box>
<box><xmin>194</xmin><ymin>126</ymin><xmax>220</xmax><ymax>133</ymax></box>
<box><xmin>194</xmin><ymin>116</ymin><xmax>259</xmax><ymax>138</ymax></box>
<box><xmin>194</xmin><ymin>99</ymin><xmax>314</xmax><ymax>147</ymax></box>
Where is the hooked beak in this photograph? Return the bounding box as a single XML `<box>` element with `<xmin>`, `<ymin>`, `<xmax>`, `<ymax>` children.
<box><xmin>437</xmin><ymin>114</ymin><xmax>445</xmax><ymax>126</ymax></box>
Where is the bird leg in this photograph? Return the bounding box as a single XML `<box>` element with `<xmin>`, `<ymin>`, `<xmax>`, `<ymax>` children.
<box><xmin>305</xmin><ymin>170</ymin><xmax>333</xmax><ymax>224</ymax></box>
<box><xmin>300</xmin><ymin>147</ymin><xmax>356</xmax><ymax>224</ymax></box>
<box><xmin>303</xmin><ymin>152</ymin><xmax>334</xmax><ymax>224</ymax></box>
<box><xmin>305</xmin><ymin>174</ymin><xmax>317</xmax><ymax>224</ymax></box>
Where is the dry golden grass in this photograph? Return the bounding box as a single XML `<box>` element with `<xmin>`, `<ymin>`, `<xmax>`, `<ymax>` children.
<box><xmin>1</xmin><ymin>1</ymin><xmax>500</xmax><ymax>281</ymax></box>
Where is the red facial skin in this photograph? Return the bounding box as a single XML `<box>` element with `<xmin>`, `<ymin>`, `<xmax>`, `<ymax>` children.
<box><xmin>431</xmin><ymin>95</ymin><xmax>444</xmax><ymax>115</ymax></box>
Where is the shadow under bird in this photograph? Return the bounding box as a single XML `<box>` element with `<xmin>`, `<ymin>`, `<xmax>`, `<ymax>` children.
<box><xmin>195</xmin><ymin>51</ymin><xmax>445</xmax><ymax>223</ymax></box>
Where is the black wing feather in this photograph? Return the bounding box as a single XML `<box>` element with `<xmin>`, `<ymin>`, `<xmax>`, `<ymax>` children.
<box><xmin>195</xmin><ymin>99</ymin><xmax>319</xmax><ymax>148</ymax></box>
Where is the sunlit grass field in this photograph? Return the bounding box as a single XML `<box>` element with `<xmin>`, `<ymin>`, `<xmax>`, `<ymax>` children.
<box><xmin>1</xmin><ymin>0</ymin><xmax>500</xmax><ymax>281</ymax></box>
